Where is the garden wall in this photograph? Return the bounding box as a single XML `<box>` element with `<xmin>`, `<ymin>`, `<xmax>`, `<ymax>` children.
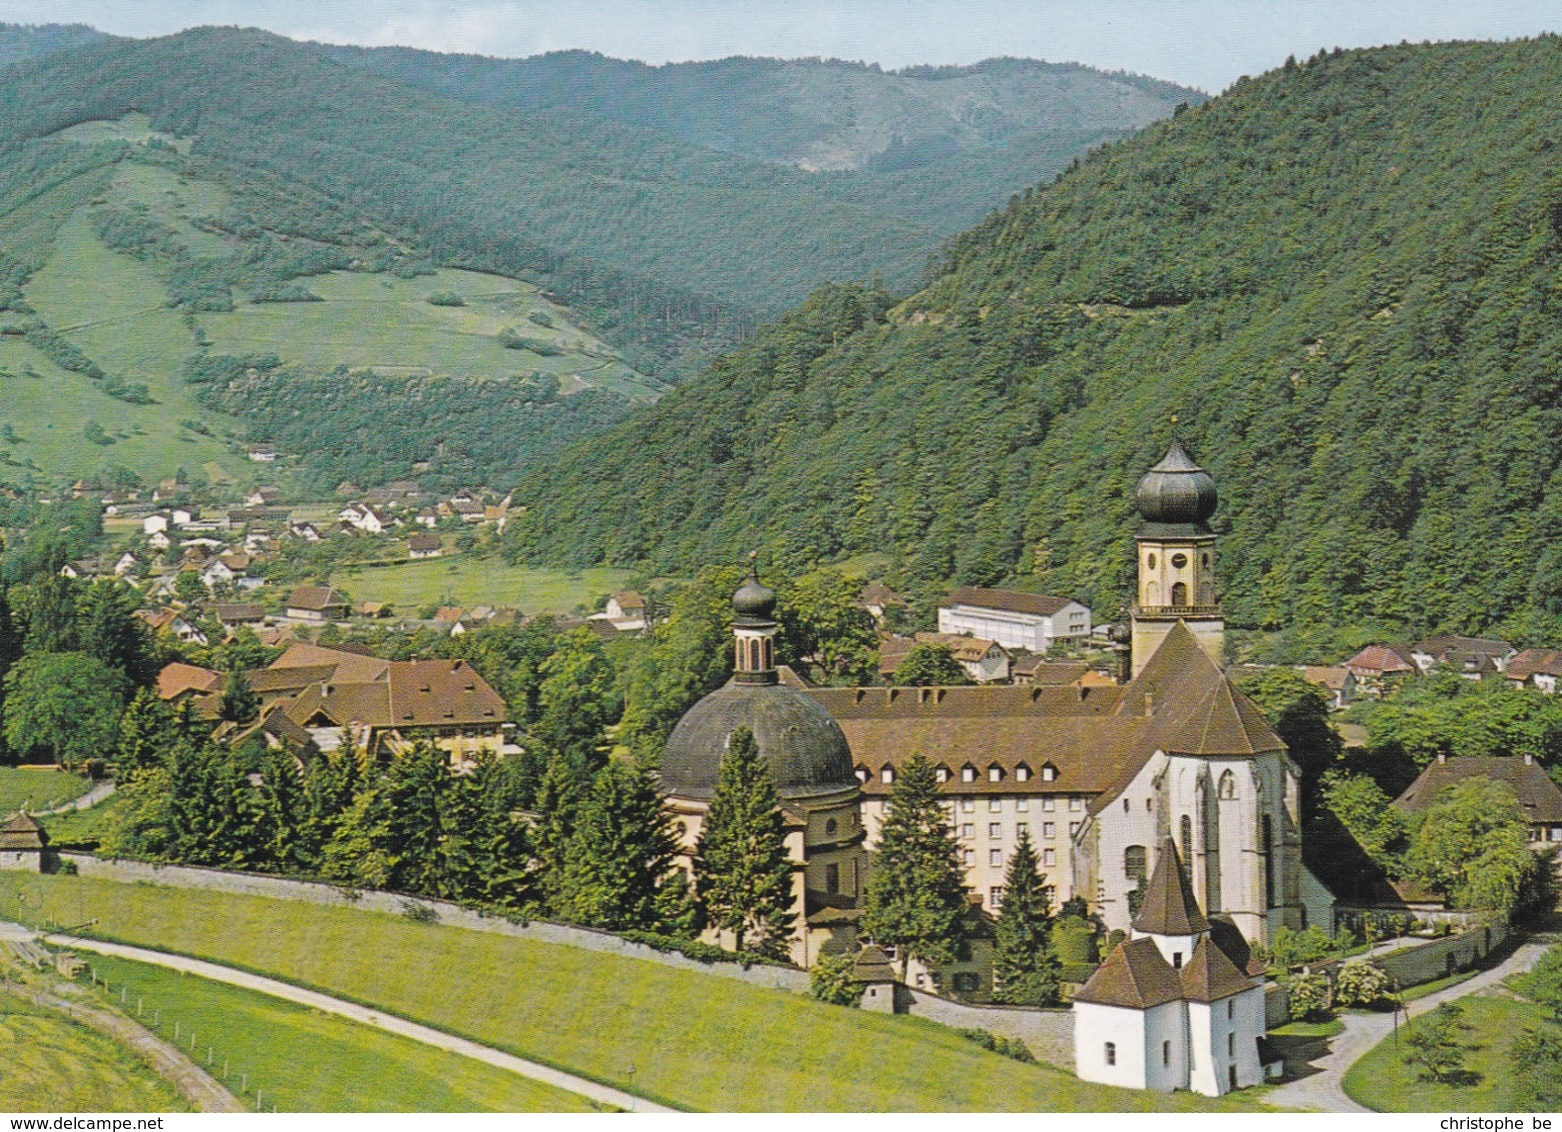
<box><xmin>898</xmin><ymin>986</ymin><xmax>1074</xmax><ymax>1066</ymax></box>
<box><xmin>58</xmin><ymin>853</ymin><xmax>810</xmax><ymax>993</ymax></box>
<box><xmin>1372</xmin><ymin>918</ymin><xmax>1507</xmax><ymax>988</ymax></box>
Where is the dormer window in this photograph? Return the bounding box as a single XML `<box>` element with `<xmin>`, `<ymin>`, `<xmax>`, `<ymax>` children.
<box><xmin>881</xmin><ymin>767</ymin><xmax>894</xmax><ymax>784</ymax></box>
<box><xmin>855</xmin><ymin>767</ymin><xmax>869</xmax><ymax>784</ymax></box>
<box><xmin>1042</xmin><ymin>764</ymin><xmax>1057</xmax><ymax>782</ymax></box>
<box><xmin>1016</xmin><ymin>764</ymin><xmax>1031</xmax><ymax>782</ymax></box>
<box><xmin>962</xmin><ymin>765</ymin><xmax>976</xmax><ymax>783</ymax></box>
<box><xmin>936</xmin><ymin>766</ymin><xmax>950</xmax><ymax>783</ymax></box>
<box><xmin>988</xmin><ymin>766</ymin><xmax>1003</xmax><ymax>783</ymax></box>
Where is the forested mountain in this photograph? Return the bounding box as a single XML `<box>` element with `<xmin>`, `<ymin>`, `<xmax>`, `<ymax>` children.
<box><xmin>0</xmin><ymin>23</ymin><xmax>106</xmax><ymax>65</ymax></box>
<box><xmin>505</xmin><ymin>39</ymin><xmax>1562</xmax><ymax>656</ymax></box>
<box><xmin>323</xmin><ymin>47</ymin><xmax>1204</xmax><ymax>231</ymax></box>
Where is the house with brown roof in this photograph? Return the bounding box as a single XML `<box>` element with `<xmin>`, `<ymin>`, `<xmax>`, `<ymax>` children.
<box><xmin>1394</xmin><ymin>753</ymin><xmax>1562</xmax><ymax>850</ymax></box>
<box><xmin>1074</xmin><ymin>838</ymin><xmax>1267</xmax><ymax>1096</ymax></box>
<box><xmin>938</xmin><ymin>586</ymin><xmax>1091</xmax><ymax>651</ymax></box>
<box><xmin>407</xmin><ymin>532</ymin><xmax>443</xmax><ymax>559</ymax></box>
<box><xmin>285</xmin><ymin>586</ymin><xmax>350</xmax><ymax>623</ymax></box>
<box><xmin>913</xmin><ymin>631</ymin><xmax>1011</xmax><ymax>683</ymax></box>
<box><xmin>1506</xmin><ymin>648</ymin><xmax>1562</xmax><ymax>694</ymax></box>
<box><xmin>1412</xmin><ymin>635</ymin><xmax>1515</xmax><ymax>675</ymax></box>
<box><xmin>0</xmin><ymin>813</ymin><xmax>48</xmax><ymax>872</ymax></box>
<box><xmin>1344</xmin><ymin>644</ymin><xmax>1417</xmax><ymax>697</ymax></box>
<box><xmin>136</xmin><ymin>608</ymin><xmax>208</xmax><ymax>647</ymax></box>
<box><xmin>1012</xmin><ymin>657</ymin><xmax>1095</xmax><ymax>688</ymax></box>
<box><xmin>604</xmin><ymin>590</ymin><xmax>647</xmax><ymax>630</ymax></box>
<box><xmin>156</xmin><ymin>662</ymin><xmax>224</xmax><ymax>702</ymax></box>
<box><xmin>1298</xmin><ymin>665</ymin><xmax>1356</xmax><ymax>710</ymax></box>
<box><xmin>858</xmin><ymin>582</ymin><xmax>906</xmax><ymax>624</ymax></box>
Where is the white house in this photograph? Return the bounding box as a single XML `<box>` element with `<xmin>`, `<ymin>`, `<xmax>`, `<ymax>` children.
<box><xmin>113</xmin><ymin>551</ymin><xmax>140</xmax><ymax>577</ymax></box>
<box><xmin>1507</xmin><ymin>648</ymin><xmax>1562</xmax><ymax>694</ymax></box>
<box><xmin>938</xmin><ymin>587</ymin><xmax>1092</xmax><ymax>652</ymax></box>
<box><xmin>603</xmin><ymin>590</ymin><xmax>648</xmax><ymax>631</ymax></box>
<box><xmin>148</xmin><ymin>530</ymin><xmax>172</xmax><ymax>551</ymax></box>
<box><xmin>408</xmin><ymin>532</ymin><xmax>443</xmax><ymax>559</ymax></box>
<box><xmin>1073</xmin><ymin>838</ymin><xmax>1267</xmax><ymax>1097</ymax></box>
<box><xmin>912</xmin><ymin>631</ymin><xmax>1010</xmax><ymax>683</ymax></box>
<box><xmin>143</xmin><ymin>514</ymin><xmax>169</xmax><ymax>536</ymax></box>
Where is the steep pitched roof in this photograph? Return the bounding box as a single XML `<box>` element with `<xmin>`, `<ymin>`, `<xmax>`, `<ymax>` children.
<box><xmin>1179</xmin><ymin>934</ymin><xmax>1259</xmax><ymax>1002</ymax></box>
<box><xmin>1345</xmin><ymin>644</ymin><xmax>1416</xmax><ymax>674</ymax></box>
<box><xmin>0</xmin><ymin>812</ymin><xmax>45</xmax><ymax>850</ymax></box>
<box><xmin>157</xmin><ymin>662</ymin><xmax>223</xmax><ymax>701</ymax></box>
<box><xmin>1133</xmin><ymin>837</ymin><xmax>1211</xmax><ymax>937</ymax></box>
<box><xmin>941</xmin><ymin>586</ymin><xmax>1073</xmax><ymax>617</ymax></box>
<box><xmin>1393</xmin><ymin>755</ymin><xmax>1562</xmax><ymax>824</ymax></box>
<box><xmin>915</xmin><ymin>631</ymin><xmax>1004</xmax><ymax>663</ymax></box>
<box><xmin>1508</xmin><ymin>648</ymin><xmax>1562</xmax><ymax>681</ymax></box>
<box><xmin>386</xmin><ymin>659</ymin><xmax>507</xmax><ymax>727</ymax></box>
<box><xmin>1073</xmin><ymin>937</ymin><xmax>1184</xmax><ymax>1009</ymax></box>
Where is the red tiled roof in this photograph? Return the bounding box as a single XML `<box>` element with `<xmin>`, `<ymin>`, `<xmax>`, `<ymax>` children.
<box><xmin>1394</xmin><ymin>756</ymin><xmax>1562</xmax><ymax>824</ymax></box>
<box><xmin>157</xmin><ymin>662</ymin><xmax>223</xmax><ymax>700</ymax></box>
<box><xmin>1345</xmin><ymin>644</ymin><xmax>1416</xmax><ymax>674</ymax></box>
<box><xmin>942</xmin><ymin>587</ymin><xmax>1074</xmax><ymax>617</ymax></box>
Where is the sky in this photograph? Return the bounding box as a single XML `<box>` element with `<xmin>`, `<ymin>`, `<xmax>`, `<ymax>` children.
<box><xmin>0</xmin><ymin>0</ymin><xmax>1557</xmax><ymax>92</ymax></box>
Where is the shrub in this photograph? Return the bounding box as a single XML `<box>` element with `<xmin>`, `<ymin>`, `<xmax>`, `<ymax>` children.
<box><xmin>1333</xmin><ymin>961</ymin><xmax>1392</xmax><ymax>1008</ymax></box>
<box><xmin>401</xmin><ymin>900</ymin><xmax>439</xmax><ymax>924</ymax></box>
<box><xmin>957</xmin><ymin>1028</ymin><xmax>1035</xmax><ymax>1063</ymax></box>
<box><xmin>426</xmin><ymin>291</ymin><xmax>465</xmax><ymax>307</ymax></box>
<box><xmin>809</xmin><ymin>951</ymin><xmax>864</xmax><ymax>1007</ymax></box>
<box><xmin>1287</xmin><ymin>971</ymin><xmax>1333</xmax><ymax>1021</ymax></box>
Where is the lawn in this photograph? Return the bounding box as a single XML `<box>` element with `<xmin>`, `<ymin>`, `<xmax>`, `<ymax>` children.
<box><xmin>330</xmin><ymin>556</ymin><xmax>630</xmax><ymax>615</ymax></box>
<box><xmin>0</xmin><ymin>987</ymin><xmax>189</xmax><ymax>1112</ymax></box>
<box><xmin>80</xmin><ymin>954</ymin><xmax>597</xmax><ymax>1112</ymax></box>
<box><xmin>38</xmin><ymin>792</ymin><xmax>127</xmax><ymax>850</ymax></box>
<box><xmin>1341</xmin><ymin>993</ymin><xmax>1544</xmax><ymax>1111</ymax></box>
<box><xmin>1</xmin><ymin>874</ymin><xmax>1263</xmax><ymax>1112</ymax></box>
<box><xmin>0</xmin><ymin>767</ymin><xmax>94</xmax><ymax>815</ymax></box>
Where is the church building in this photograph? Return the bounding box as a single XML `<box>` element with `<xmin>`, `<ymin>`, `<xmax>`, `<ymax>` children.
<box><xmin>655</xmin><ymin>438</ymin><xmax>1333</xmax><ymax>984</ymax></box>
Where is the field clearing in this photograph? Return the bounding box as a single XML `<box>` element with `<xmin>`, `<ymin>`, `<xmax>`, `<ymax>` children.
<box><xmin>1341</xmin><ymin>993</ymin><xmax>1541</xmax><ymax>1110</ymax></box>
<box><xmin>82</xmin><ymin>954</ymin><xmax>596</xmax><ymax>1112</ymax></box>
<box><xmin>0</xmin><ymin>875</ymin><xmax>1263</xmax><ymax>1112</ymax></box>
<box><xmin>330</xmin><ymin>556</ymin><xmax>630</xmax><ymax>614</ymax></box>
<box><xmin>0</xmin><ymin>987</ymin><xmax>189</xmax><ymax>1112</ymax></box>
<box><xmin>0</xmin><ymin>767</ymin><xmax>93</xmax><ymax>815</ymax></box>
<box><xmin>18</xmin><ymin>207</ymin><xmax>246</xmax><ymax>484</ymax></box>
<box><xmin>108</xmin><ymin>160</ymin><xmax>233</xmax><ymax>258</ymax></box>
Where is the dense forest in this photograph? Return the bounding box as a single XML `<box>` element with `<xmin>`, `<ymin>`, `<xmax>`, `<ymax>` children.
<box><xmin>506</xmin><ymin>38</ymin><xmax>1562</xmax><ymax>656</ymax></box>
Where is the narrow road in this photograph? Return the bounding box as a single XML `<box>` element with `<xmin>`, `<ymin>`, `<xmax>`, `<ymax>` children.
<box><xmin>1265</xmin><ymin>932</ymin><xmax>1556</xmax><ymax>1112</ymax></box>
<box><xmin>35</xmin><ymin>780</ymin><xmax>116</xmax><ymax>816</ymax></box>
<box><xmin>47</xmin><ymin>935</ymin><xmax>673</xmax><ymax>1113</ymax></box>
<box><xmin>33</xmin><ymin>986</ymin><xmax>246</xmax><ymax>1113</ymax></box>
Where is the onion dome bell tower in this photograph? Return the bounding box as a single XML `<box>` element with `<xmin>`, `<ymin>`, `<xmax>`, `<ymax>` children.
<box><xmin>732</xmin><ymin>564</ymin><xmax>779</xmax><ymax>685</ymax></box>
<box><xmin>1130</xmin><ymin>439</ymin><xmax>1225</xmax><ymax>675</ymax></box>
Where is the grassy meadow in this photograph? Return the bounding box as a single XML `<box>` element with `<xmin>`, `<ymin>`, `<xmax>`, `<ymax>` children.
<box><xmin>0</xmin><ymin>987</ymin><xmax>190</xmax><ymax>1112</ymax></box>
<box><xmin>2</xmin><ymin>874</ymin><xmax>1264</xmax><ymax>1112</ymax></box>
<box><xmin>1341</xmin><ymin>993</ymin><xmax>1544</xmax><ymax>1111</ymax></box>
<box><xmin>81</xmin><ymin>954</ymin><xmax>597</xmax><ymax>1112</ymax></box>
<box><xmin>330</xmin><ymin>557</ymin><xmax>630</xmax><ymax>614</ymax></box>
<box><xmin>0</xmin><ymin>767</ymin><xmax>93</xmax><ymax>815</ymax></box>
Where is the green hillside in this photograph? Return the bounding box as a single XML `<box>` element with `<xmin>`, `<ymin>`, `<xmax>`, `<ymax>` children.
<box><xmin>0</xmin><ymin>119</ymin><xmax>656</xmax><ymax>492</ymax></box>
<box><xmin>0</xmin><ymin>22</ymin><xmax>106</xmax><ymax>66</ymax></box>
<box><xmin>506</xmin><ymin>38</ymin><xmax>1562</xmax><ymax>657</ymax></box>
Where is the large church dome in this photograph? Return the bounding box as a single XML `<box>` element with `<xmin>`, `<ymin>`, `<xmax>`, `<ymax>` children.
<box><xmin>1135</xmin><ymin>439</ymin><xmax>1218</xmax><ymax>526</ymax></box>
<box><xmin>660</xmin><ymin>682</ymin><xmax>856</xmax><ymax>801</ymax></box>
<box><xmin>659</xmin><ymin>571</ymin><xmax>856</xmax><ymax>801</ymax></box>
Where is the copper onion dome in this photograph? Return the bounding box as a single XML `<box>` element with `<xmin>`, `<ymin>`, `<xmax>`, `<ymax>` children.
<box><xmin>1135</xmin><ymin>439</ymin><xmax>1218</xmax><ymax>526</ymax></box>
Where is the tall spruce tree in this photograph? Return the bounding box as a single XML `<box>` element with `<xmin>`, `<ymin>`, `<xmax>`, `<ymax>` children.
<box><xmin>555</xmin><ymin>759</ymin><xmax>681</xmax><ymax>931</ymax></box>
<box><xmin>694</xmin><ymin>726</ymin><xmax>795</xmax><ymax>956</ymax></box>
<box><xmin>114</xmin><ymin>687</ymin><xmax>175</xmax><ymax>775</ymax></box>
<box><xmin>861</xmin><ymin>751</ymin><xmax>969</xmax><ymax>977</ymax></box>
<box><xmin>991</xmin><ymin>827</ymin><xmax>1061</xmax><ymax>1006</ymax></box>
<box><xmin>0</xmin><ymin>583</ymin><xmax>19</xmax><ymax>763</ymax></box>
<box><xmin>533</xmin><ymin>749</ymin><xmax>590</xmax><ymax>911</ymax></box>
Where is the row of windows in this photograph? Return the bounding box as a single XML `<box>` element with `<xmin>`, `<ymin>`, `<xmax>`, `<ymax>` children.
<box><xmin>962</xmin><ymin>847</ymin><xmax>1057</xmax><ymax>868</ymax></box>
<box><xmin>939</xmin><ymin>797</ymin><xmax>1084</xmax><ymax>814</ymax></box>
<box><xmin>960</xmin><ymin>821</ymin><xmax>1080</xmax><ymax>841</ymax></box>
<box><xmin>869</xmin><ymin>763</ymin><xmax>1061</xmax><ymax>785</ymax></box>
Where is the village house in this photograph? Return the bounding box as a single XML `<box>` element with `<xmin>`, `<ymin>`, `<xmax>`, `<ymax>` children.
<box><xmin>1343</xmin><ymin>644</ymin><xmax>1417</xmax><ymax>697</ymax></box>
<box><xmin>1411</xmin><ymin>635</ymin><xmax>1515</xmax><ymax>675</ymax></box>
<box><xmin>143</xmin><ymin>514</ymin><xmax>169</xmax><ymax>536</ymax></box>
<box><xmin>858</xmin><ymin>582</ymin><xmax>906</xmax><ymax>625</ymax></box>
<box><xmin>156</xmin><ymin>662</ymin><xmax>224</xmax><ymax>703</ymax></box>
<box><xmin>601</xmin><ymin>590</ymin><xmax>648</xmax><ymax>631</ymax></box>
<box><xmin>1394</xmin><ymin>753</ymin><xmax>1562</xmax><ymax>850</ymax></box>
<box><xmin>247</xmin><ymin>443</ymin><xmax>277</xmax><ymax>462</ymax></box>
<box><xmin>415</xmin><ymin>508</ymin><xmax>440</xmax><ymax>529</ymax></box>
<box><xmin>148</xmin><ymin>529</ymin><xmax>172</xmax><ymax>552</ymax></box>
<box><xmin>245</xmin><ymin>487</ymin><xmax>282</xmax><ymax>507</ymax></box>
<box><xmin>938</xmin><ymin>587</ymin><xmax>1092</xmax><ymax>652</ymax></box>
<box><xmin>286</xmin><ymin>585</ymin><xmax>350</xmax><ymax>623</ymax></box>
<box><xmin>1011</xmin><ymin>657</ymin><xmax>1115</xmax><ymax>689</ymax></box>
<box><xmin>1298</xmin><ymin>665</ymin><xmax>1356</xmax><ymax>710</ymax></box>
<box><xmin>290</xmin><ymin>521</ymin><xmax>324</xmax><ymax>543</ymax></box>
<box><xmin>114</xmin><ymin>550</ymin><xmax>140</xmax><ymax>578</ymax></box>
<box><xmin>206</xmin><ymin>602</ymin><xmax>266</xmax><ymax>629</ymax></box>
<box><xmin>915</xmin><ymin>632</ymin><xmax>1011</xmax><ymax>683</ymax></box>
<box><xmin>408</xmin><ymin>532</ymin><xmax>443</xmax><ymax>559</ymax></box>
<box><xmin>1507</xmin><ymin>648</ymin><xmax>1562</xmax><ymax>694</ymax></box>
<box><xmin>339</xmin><ymin>503</ymin><xmax>396</xmax><ymax>534</ymax></box>
<box><xmin>136</xmin><ymin>608</ymin><xmax>209</xmax><ymax>647</ymax></box>
<box><xmin>1073</xmin><ymin>838</ymin><xmax>1267</xmax><ymax>1097</ymax></box>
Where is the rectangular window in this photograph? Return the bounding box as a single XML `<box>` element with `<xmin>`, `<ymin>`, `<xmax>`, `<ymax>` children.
<box><xmin>1070</xmin><ymin>821</ymin><xmax>1081</xmax><ymax>837</ymax></box>
<box><xmin>1228</xmin><ymin>1032</ymin><xmax>1235</xmax><ymax>1057</ymax></box>
<box><xmin>1105</xmin><ymin>1042</ymin><xmax>1116</xmax><ymax>1066</ymax></box>
<box><xmin>1016</xmin><ymin>798</ymin><xmax>1029</xmax><ymax>811</ymax></box>
<box><xmin>989</xmin><ymin>887</ymin><xmax>1005</xmax><ymax>908</ymax></box>
<box><xmin>989</xmin><ymin>798</ymin><xmax>1003</xmax><ymax>813</ymax></box>
<box><xmin>1227</xmin><ymin>999</ymin><xmax>1234</xmax><ymax>1020</ymax></box>
<box><xmin>1043</xmin><ymin>822</ymin><xmax>1056</xmax><ymax>839</ymax></box>
<box><xmin>961</xmin><ymin>799</ymin><xmax>976</xmax><ymax>813</ymax></box>
<box><xmin>1043</xmin><ymin>848</ymin><xmax>1056</xmax><ymax>867</ymax></box>
<box><xmin>1070</xmin><ymin>797</ymin><xmax>1083</xmax><ymax>812</ymax></box>
<box><xmin>961</xmin><ymin>824</ymin><xmax>974</xmax><ymax>839</ymax></box>
<box><xmin>963</xmin><ymin>848</ymin><xmax>975</xmax><ymax>867</ymax></box>
<box><xmin>1017</xmin><ymin>822</ymin><xmax>1029</xmax><ymax>838</ymax></box>
<box><xmin>825</xmin><ymin>863</ymin><xmax>839</xmax><ymax>894</ymax></box>
<box><xmin>989</xmin><ymin>823</ymin><xmax>1002</xmax><ymax>839</ymax></box>
<box><xmin>1163</xmin><ymin>1040</ymin><xmax>1171</xmax><ymax>1066</ymax></box>
<box><xmin>1043</xmin><ymin>797</ymin><xmax>1056</xmax><ymax>812</ymax></box>
<box><xmin>990</xmin><ymin>849</ymin><xmax>1003</xmax><ymax>867</ymax></box>
<box><xmin>1172</xmin><ymin>952</ymin><xmax>1183</xmax><ymax>969</ymax></box>
<box><xmin>1552</xmin><ymin>827</ymin><xmax>1562</xmax><ymax>842</ymax></box>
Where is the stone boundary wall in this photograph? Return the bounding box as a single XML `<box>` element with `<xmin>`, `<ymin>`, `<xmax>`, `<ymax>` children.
<box><xmin>59</xmin><ymin>854</ymin><xmax>810</xmax><ymax>993</ymax></box>
<box><xmin>898</xmin><ymin>986</ymin><xmax>1074</xmax><ymax>1066</ymax></box>
<box><xmin>1372</xmin><ymin>917</ymin><xmax>1507</xmax><ymax>988</ymax></box>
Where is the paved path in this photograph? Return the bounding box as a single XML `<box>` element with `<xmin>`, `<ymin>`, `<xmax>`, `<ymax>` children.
<box><xmin>47</xmin><ymin>935</ymin><xmax>673</xmax><ymax>1113</ymax></box>
<box><xmin>33</xmin><ymin>985</ymin><xmax>246</xmax><ymax>1113</ymax></box>
<box><xmin>35</xmin><ymin>780</ymin><xmax>116</xmax><ymax>816</ymax></box>
<box><xmin>1265</xmin><ymin>932</ymin><xmax>1556</xmax><ymax>1112</ymax></box>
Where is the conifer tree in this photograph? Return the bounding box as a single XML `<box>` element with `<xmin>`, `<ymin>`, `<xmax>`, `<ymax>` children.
<box><xmin>0</xmin><ymin>583</ymin><xmax>18</xmax><ymax>763</ymax></box>
<box><xmin>555</xmin><ymin>759</ymin><xmax>681</xmax><ymax>931</ymax></box>
<box><xmin>991</xmin><ymin>827</ymin><xmax>1061</xmax><ymax>1006</ymax></box>
<box><xmin>533</xmin><ymin>749</ymin><xmax>590</xmax><ymax>911</ymax></box>
<box><xmin>114</xmin><ymin>687</ymin><xmax>175</xmax><ymax>775</ymax></box>
<box><xmin>694</xmin><ymin>726</ymin><xmax>795</xmax><ymax>956</ymax></box>
<box><xmin>220</xmin><ymin>668</ymin><xmax>260</xmax><ymax>724</ymax></box>
<box><xmin>861</xmin><ymin>752</ymin><xmax>969</xmax><ymax>977</ymax></box>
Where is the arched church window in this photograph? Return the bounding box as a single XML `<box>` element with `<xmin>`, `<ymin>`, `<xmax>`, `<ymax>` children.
<box><xmin>1218</xmin><ymin>770</ymin><xmax>1236</xmax><ymax>800</ymax></box>
<box><xmin>1146</xmin><ymin>581</ymin><xmax>1161</xmax><ymax>605</ymax></box>
<box><xmin>1180</xmin><ymin>814</ymin><xmax>1193</xmax><ymax>871</ymax></box>
<box><xmin>1124</xmin><ymin>844</ymin><xmax>1147</xmax><ymax>882</ymax></box>
<box><xmin>1171</xmin><ymin>581</ymin><xmax>1188</xmax><ymax>607</ymax></box>
<box><xmin>750</xmin><ymin>638</ymin><xmax>762</xmax><ymax>670</ymax></box>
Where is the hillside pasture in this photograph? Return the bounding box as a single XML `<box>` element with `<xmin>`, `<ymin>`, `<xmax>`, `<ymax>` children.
<box><xmin>82</xmin><ymin>954</ymin><xmax>597</xmax><ymax>1112</ymax></box>
<box><xmin>0</xmin><ymin>767</ymin><xmax>93</xmax><ymax>815</ymax></box>
<box><xmin>0</xmin><ymin>874</ymin><xmax>1265</xmax><ymax>1112</ymax></box>
<box><xmin>330</xmin><ymin>556</ymin><xmax>629</xmax><ymax>614</ymax></box>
